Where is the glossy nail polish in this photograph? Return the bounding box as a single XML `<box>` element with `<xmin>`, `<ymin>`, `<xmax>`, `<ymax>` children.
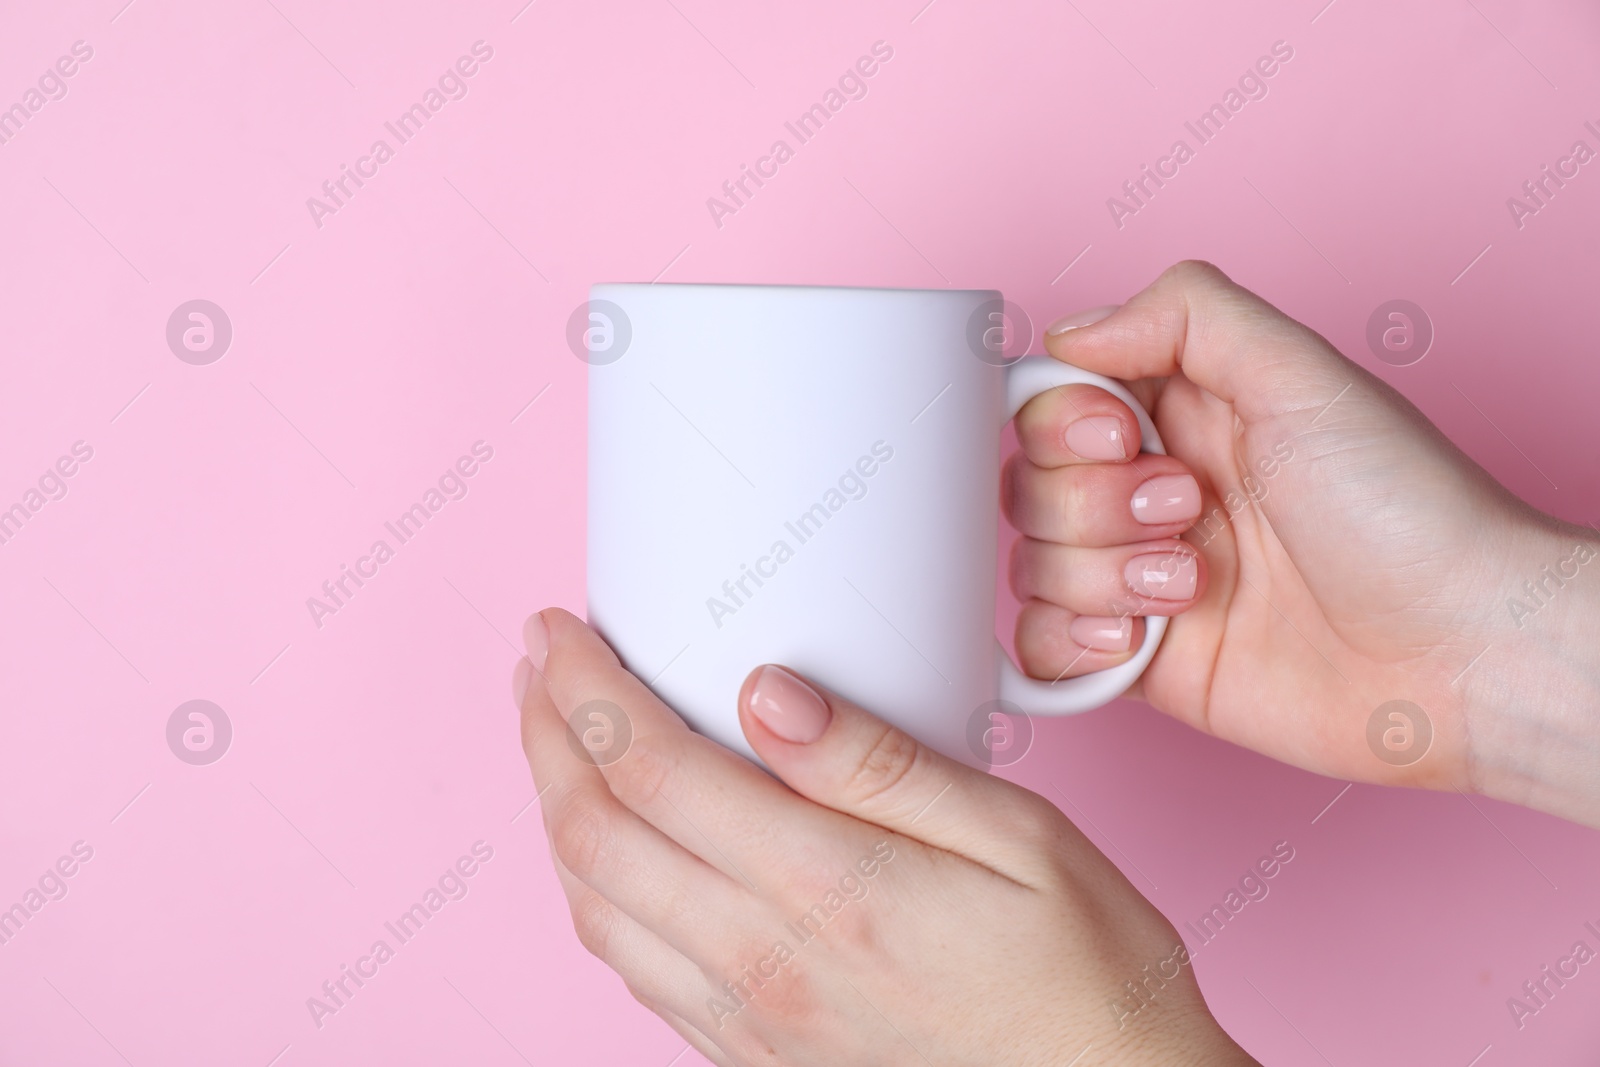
<box><xmin>748</xmin><ymin>665</ymin><xmax>831</xmax><ymax>743</ymax></box>
<box><xmin>1125</xmin><ymin>551</ymin><xmax>1198</xmax><ymax>599</ymax></box>
<box><xmin>1045</xmin><ymin>305</ymin><xmax>1119</xmax><ymax>336</ymax></box>
<box><xmin>524</xmin><ymin>612</ymin><xmax>550</xmax><ymax>673</ymax></box>
<box><xmin>1068</xmin><ymin>615</ymin><xmax>1133</xmax><ymax>652</ymax></box>
<box><xmin>1130</xmin><ymin>474</ymin><xmax>1201</xmax><ymax>524</ymax></box>
<box><xmin>1065</xmin><ymin>416</ymin><xmax>1127</xmax><ymax>461</ymax></box>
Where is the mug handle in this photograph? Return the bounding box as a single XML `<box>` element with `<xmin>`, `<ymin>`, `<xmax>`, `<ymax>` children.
<box><xmin>997</xmin><ymin>355</ymin><xmax>1169</xmax><ymax>714</ymax></box>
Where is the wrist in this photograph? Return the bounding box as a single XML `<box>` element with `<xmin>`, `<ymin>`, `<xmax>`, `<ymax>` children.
<box><xmin>1462</xmin><ymin>517</ymin><xmax>1600</xmax><ymax>826</ymax></box>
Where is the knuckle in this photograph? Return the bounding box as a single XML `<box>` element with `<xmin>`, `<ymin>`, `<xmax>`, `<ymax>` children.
<box><xmin>1007</xmin><ymin>539</ymin><xmax>1031</xmax><ymax>599</ymax></box>
<box><xmin>730</xmin><ymin>958</ymin><xmax>824</xmax><ymax>1035</ymax></box>
<box><xmin>842</xmin><ymin>724</ymin><xmax>923</xmax><ymax>807</ymax></box>
<box><xmin>1000</xmin><ymin>454</ymin><xmax>1028</xmax><ymax>525</ymax></box>
<box><xmin>1014</xmin><ymin>629</ymin><xmax>1048</xmax><ymax>680</ymax></box>
<box><xmin>1053</xmin><ymin>470</ymin><xmax>1090</xmax><ymax>539</ymax></box>
<box><xmin>1016</xmin><ymin>392</ymin><xmax>1064</xmax><ymax>449</ymax></box>
<box><xmin>1165</xmin><ymin>260</ymin><xmax>1253</xmax><ymax>337</ymax></box>
<box><xmin>551</xmin><ymin>794</ymin><xmax>617</xmax><ymax>880</ymax></box>
<box><xmin>1015</xmin><ymin>800</ymin><xmax>1099</xmax><ymax>888</ymax></box>
<box><xmin>1167</xmin><ymin>258</ymin><xmax>1228</xmax><ymax>288</ymax></box>
<box><xmin>1012</xmin><ymin>790</ymin><xmax>1069</xmax><ymax>842</ymax></box>
<box><xmin>1015</xmin><ymin>601</ymin><xmax>1066</xmax><ymax>678</ymax></box>
<box><xmin>653</xmin><ymin>871</ymin><xmax>697</xmax><ymax>928</ymax></box>
<box><xmin>607</xmin><ymin>735</ymin><xmax>676</xmax><ymax>812</ymax></box>
<box><xmin>814</xmin><ymin>895</ymin><xmax>884</xmax><ymax>961</ymax></box>
<box><xmin>570</xmin><ymin>889</ymin><xmax>620</xmax><ymax>961</ymax></box>
<box><xmin>1013</xmin><ymin>392</ymin><xmax>1043</xmax><ymax>436</ymax></box>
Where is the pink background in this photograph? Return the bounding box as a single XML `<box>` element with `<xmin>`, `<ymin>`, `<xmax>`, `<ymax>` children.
<box><xmin>2</xmin><ymin>0</ymin><xmax>1598</xmax><ymax>1063</ymax></box>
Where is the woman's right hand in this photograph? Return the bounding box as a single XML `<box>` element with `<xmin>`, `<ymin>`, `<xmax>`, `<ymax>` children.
<box><xmin>1009</xmin><ymin>261</ymin><xmax>1600</xmax><ymax>826</ymax></box>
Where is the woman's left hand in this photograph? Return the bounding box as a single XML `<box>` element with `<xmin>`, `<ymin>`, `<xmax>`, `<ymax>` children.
<box><xmin>514</xmin><ymin>608</ymin><xmax>1254</xmax><ymax>1067</ymax></box>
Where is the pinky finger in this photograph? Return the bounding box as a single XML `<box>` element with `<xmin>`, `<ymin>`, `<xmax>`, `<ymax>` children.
<box><xmin>635</xmin><ymin>996</ymin><xmax>737</xmax><ymax>1067</ymax></box>
<box><xmin>551</xmin><ymin>855</ymin><xmax>725</xmax><ymax>1037</ymax></box>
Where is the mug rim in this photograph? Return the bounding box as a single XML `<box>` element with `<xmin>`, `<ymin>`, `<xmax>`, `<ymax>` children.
<box><xmin>591</xmin><ymin>281</ymin><xmax>999</xmax><ymax>298</ymax></box>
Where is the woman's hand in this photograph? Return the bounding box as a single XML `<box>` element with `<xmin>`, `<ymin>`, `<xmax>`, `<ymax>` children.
<box><xmin>515</xmin><ymin>608</ymin><xmax>1255</xmax><ymax>1066</ymax></box>
<box><xmin>1010</xmin><ymin>260</ymin><xmax>1600</xmax><ymax>825</ymax></box>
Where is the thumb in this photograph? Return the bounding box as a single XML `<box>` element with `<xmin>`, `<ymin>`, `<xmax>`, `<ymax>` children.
<box><xmin>737</xmin><ymin>664</ymin><xmax>1069</xmax><ymax>885</ymax></box>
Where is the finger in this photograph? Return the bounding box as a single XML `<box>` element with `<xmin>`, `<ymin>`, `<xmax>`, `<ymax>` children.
<box><xmin>1014</xmin><ymin>382</ymin><xmax>1143</xmax><ymax>468</ymax></box>
<box><xmin>638</xmin><ymin>998</ymin><xmax>736</xmax><ymax>1067</ymax></box>
<box><xmin>1002</xmin><ymin>451</ymin><xmax>1202</xmax><ymax>546</ymax></box>
<box><xmin>531</xmin><ymin>609</ymin><xmax>879</xmax><ymax>898</ymax></box>
<box><xmin>1014</xmin><ymin>599</ymin><xmax>1147</xmax><ymax>680</ymax></box>
<box><xmin>1042</xmin><ymin>261</ymin><xmax>1484</xmax><ymax>631</ymax></box>
<box><xmin>736</xmin><ymin>664</ymin><xmax>1071</xmax><ymax>886</ymax></box>
<box><xmin>550</xmin><ymin>852</ymin><xmax>724</xmax><ymax>1035</ymax></box>
<box><xmin>519</xmin><ymin>650</ymin><xmax>758</xmax><ymax>970</ymax></box>
<box><xmin>1010</xmin><ymin>537</ymin><xmax>1204</xmax><ymax>617</ymax></box>
<box><xmin>1043</xmin><ymin>259</ymin><xmax>1360</xmax><ymax>426</ymax></box>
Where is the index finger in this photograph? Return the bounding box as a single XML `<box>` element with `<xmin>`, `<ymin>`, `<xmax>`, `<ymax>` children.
<box><xmin>1014</xmin><ymin>382</ymin><xmax>1143</xmax><ymax>469</ymax></box>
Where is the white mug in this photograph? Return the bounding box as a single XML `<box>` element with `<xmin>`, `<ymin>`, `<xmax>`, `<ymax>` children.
<box><xmin>584</xmin><ymin>284</ymin><xmax>1165</xmax><ymax>768</ymax></box>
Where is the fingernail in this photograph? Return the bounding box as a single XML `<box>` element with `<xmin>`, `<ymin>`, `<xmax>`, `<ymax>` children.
<box><xmin>1046</xmin><ymin>304</ymin><xmax>1118</xmax><ymax>336</ymax></box>
<box><xmin>525</xmin><ymin>612</ymin><xmax>550</xmax><ymax>673</ymax></box>
<box><xmin>1125</xmin><ymin>551</ymin><xmax>1198</xmax><ymax>599</ymax></box>
<box><xmin>1131</xmin><ymin>474</ymin><xmax>1201</xmax><ymax>524</ymax></box>
<box><xmin>512</xmin><ymin>657</ymin><xmax>533</xmax><ymax>709</ymax></box>
<box><xmin>1064</xmin><ymin>416</ymin><xmax>1127</xmax><ymax>460</ymax></box>
<box><xmin>1069</xmin><ymin>615</ymin><xmax>1132</xmax><ymax>652</ymax></box>
<box><xmin>748</xmin><ymin>665</ymin><xmax>831</xmax><ymax>744</ymax></box>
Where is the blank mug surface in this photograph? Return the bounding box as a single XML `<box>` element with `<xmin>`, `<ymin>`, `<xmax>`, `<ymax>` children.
<box><xmin>586</xmin><ymin>283</ymin><xmax>1165</xmax><ymax>767</ymax></box>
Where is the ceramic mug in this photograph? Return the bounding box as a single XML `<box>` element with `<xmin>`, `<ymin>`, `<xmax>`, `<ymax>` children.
<box><xmin>583</xmin><ymin>283</ymin><xmax>1165</xmax><ymax>768</ymax></box>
